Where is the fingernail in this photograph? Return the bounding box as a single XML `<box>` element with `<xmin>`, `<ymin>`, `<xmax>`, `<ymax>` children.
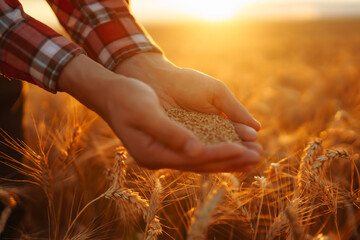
<box><xmin>245</xmin><ymin>127</ymin><xmax>258</xmax><ymax>140</ymax></box>
<box><xmin>185</xmin><ymin>139</ymin><xmax>202</xmax><ymax>157</ymax></box>
<box><xmin>255</xmin><ymin>120</ymin><xmax>261</xmax><ymax>130</ymax></box>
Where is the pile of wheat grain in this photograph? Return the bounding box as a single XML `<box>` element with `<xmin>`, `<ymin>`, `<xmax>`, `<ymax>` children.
<box><xmin>165</xmin><ymin>108</ymin><xmax>241</xmax><ymax>145</ymax></box>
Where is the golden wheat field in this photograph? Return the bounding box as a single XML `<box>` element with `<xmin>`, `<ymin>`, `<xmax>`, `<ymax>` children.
<box><xmin>2</xmin><ymin>19</ymin><xmax>360</xmax><ymax>239</ymax></box>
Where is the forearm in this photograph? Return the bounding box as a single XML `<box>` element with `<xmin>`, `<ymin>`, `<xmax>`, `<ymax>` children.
<box><xmin>57</xmin><ymin>54</ymin><xmax>119</xmax><ymax>115</ymax></box>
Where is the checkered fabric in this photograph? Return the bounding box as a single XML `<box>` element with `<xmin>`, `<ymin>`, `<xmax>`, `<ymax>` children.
<box><xmin>47</xmin><ymin>0</ymin><xmax>161</xmax><ymax>70</ymax></box>
<box><xmin>0</xmin><ymin>0</ymin><xmax>161</xmax><ymax>93</ymax></box>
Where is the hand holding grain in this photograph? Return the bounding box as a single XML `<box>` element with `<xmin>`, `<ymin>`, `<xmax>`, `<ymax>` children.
<box><xmin>58</xmin><ymin>54</ymin><xmax>261</xmax><ymax>172</ymax></box>
<box><xmin>115</xmin><ymin>52</ymin><xmax>262</xmax><ymax>150</ymax></box>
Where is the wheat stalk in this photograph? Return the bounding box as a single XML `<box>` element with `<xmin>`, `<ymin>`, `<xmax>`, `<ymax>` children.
<box><xmin>187</xmin><ymin>185</ymin><xmax>225</xmax><ymax>240</ymax></box>
<box><xmin>144</xmin><ymin>178</ymin><xmax>163</xmax><ymax>240</ymax></box>
<box><xmin>252</xmin><ymin>176</ymin><xmax>267</xmax><ymax>240</ymax></box>
<box><xmin>302</xmin><ymin>149</ymin><xmax>349</xmax><ymax>211</ymax></box>
<box><xmin>267</xmin><ymin>199</ymin><xmax>301</xmax><ymax>240</ymax></box>
<box><xmin>285</xmin><ymin>207</ymin><xmax>306</xmax><ymax>240</ymax></box>
<box><xmin>219</xmin><ymin>173</ymin><xmax>253</xmax><ymax>233</ymax></box>
<box><xmin>0</xmin><ymin>189</ymin><xmax>17</xmax><ymax>235</ymax></box>
<box><xmin>298</xmin><ymin>139</ymin><xmax>323</xmax><ymax>192</ymax></box>
<box><xmin>0</xmin><ymin>206</ymin><xmax>12</xmax><ymax>235</ymax></box>
<box><xmin>267</xmin><ymin>209</ymin><xmax>289</xmax><ymax>240</ymax></box>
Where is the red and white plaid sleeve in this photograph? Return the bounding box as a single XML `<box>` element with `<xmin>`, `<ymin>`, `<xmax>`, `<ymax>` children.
<box><xmin>47</xmin><ymin>0</ymin><xmax>162</xmax><ymax>70</ymax></box>
<box><xmin>0</xmin><ymin>0</ymin><xmax>85</xmax><ymax>93</ymax></box>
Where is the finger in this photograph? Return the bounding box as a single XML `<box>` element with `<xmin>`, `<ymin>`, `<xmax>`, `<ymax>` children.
<box><xmin>193</xmin><ymin>164</ymin><xmax>253</xmax><ymax>173</ymax></box>
<box><xmin>232</xmin><ymin>122</ymin><xmax>258</xmax><ymax>141</ymax></box>
<box><xmin>143</xmin><ymin>140</ymin><xmax>249</xmax><ymax>169</ymax></box>
<box><xmin>120</xmin><ymin>125</ymin><xmax>184</xmax><ymax>169</ymax></box>
<box><xmin>242</xmin><ymin>142</ymin><xmax>263</xmax><ymax>154</ymax></box>
<box><xmin>176</xmin><ymin>144</ymin><xmax>260</xmax><ymax>169</ymax></box>
<box><xmin>121</xmin><ymin>126</ymin><xmax>258</xmax><ymax>170</ymax></box>
<box><xmin>133</xmin><ymin>108</ymin><xmax>203</xmax><ymax>157</ymax></box>
<box><xmin>213</xmin><ymin>82</ymin><xmax>261</xmax><ymax>131</ymax></box>
<box><xmin>186</xmin><ymin>149</ymin><xmax>260</xmax><ymax>173</ymax></box>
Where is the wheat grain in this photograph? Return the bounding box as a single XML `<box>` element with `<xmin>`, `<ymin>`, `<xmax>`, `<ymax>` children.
<box><xmin>145</xmin><ymin>217</ymin><xmax>162</xmax><ymax>240</ymax></box>
<box><xmin>166</xmin><ymin>108</ymin><xmax>241</xmax><ymax>144</ymax></box>
<box><xmin>312</xmin><ymin>149</ymin><xmax>349</xmax><ymax>177</ymax></box>
<box><xmin>104</xmin><ymin>187</ymin><xmax>149</xmax><ymax>216</ymax></box>
<box><xmin>300</xmin><ymin>149</ymin><xmax>349</xmax><ymax>196</ymax></box>
<box><xmin>61</xmin><ymin>125</ymin><xmax>82</xmax><ymax>161</ymax></box>
<box><xmin>111</xmin><ymin>147</ymin><xmax>128</xmax><ymax>188</ymax></box>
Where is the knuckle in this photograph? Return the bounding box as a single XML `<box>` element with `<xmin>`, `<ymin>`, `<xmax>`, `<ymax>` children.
<box><xmin>213</xmin><ymin>80</ymin><xmax>228</xmax><ymax>97</ymax></box>
<box><xmin>214</xmin><ymin>79</ymin><xmax>227</xmax><ymax>90</ymax></box>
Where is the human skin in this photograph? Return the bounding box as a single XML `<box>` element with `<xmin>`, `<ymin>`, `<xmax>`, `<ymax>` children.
<box><xmin>58</xmin><ymin>53</ymin><xmax>262</xmax><ymax>172</ymax></box>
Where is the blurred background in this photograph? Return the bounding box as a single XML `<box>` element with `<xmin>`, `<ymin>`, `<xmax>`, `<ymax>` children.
<box><xmin>14</xmin><ymin>1</ymin><xmax>360</xmax><ymax>238</ymax></box>
<box><xmin>21</xmin><ymin>0</ymin><xmax>360</xmax><ymax>153</ymax></box>
<box><xmin>21</xmin><ymin>0</ymin><xmax>360</xmax><ymax>27</ymax></box>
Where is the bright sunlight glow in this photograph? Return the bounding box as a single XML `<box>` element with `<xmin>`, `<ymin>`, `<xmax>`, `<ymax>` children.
<box><xmin>184</xmin><ymin>0</ymin><xmax>255</xmax><ymax>21</ymax></box>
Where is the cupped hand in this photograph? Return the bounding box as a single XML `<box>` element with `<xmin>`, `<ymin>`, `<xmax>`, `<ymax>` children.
<box><xmin>58</xmin><ymin>54</ymin><xmax>260</xmax><ymax>172</ymax></box>
<box><xmin>105</xmin><ymin>77</ymin><xmax>261</xmax><ymax>172</ymax></box>
<box><xmin>114</xmin><ymin>52</ymin><xmax>262</xmax><ymax>148</ymax></box>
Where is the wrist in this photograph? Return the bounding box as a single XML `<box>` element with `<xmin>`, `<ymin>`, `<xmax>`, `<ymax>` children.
<box><xmin>58</xmin><ymin>54</ymin><xmax>122</xmax><ymax>113</ymax></box>
<box><xmin>114</xmin><ymin>52</ymin><xmax>179</xmax><ymax>84</ymax></box>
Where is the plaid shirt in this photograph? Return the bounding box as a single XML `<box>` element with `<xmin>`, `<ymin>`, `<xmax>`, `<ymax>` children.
<box><xmin>0</xmin><ymin>0</ymin><xmax>160</xmax><ymax>92</ymax></box>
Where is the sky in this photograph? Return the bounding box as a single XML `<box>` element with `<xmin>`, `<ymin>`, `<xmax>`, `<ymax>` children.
<box><xmin>21</xmin><ymin>0</ymin><xmax>360</xmax><ymax>28</ymax></box>
<box><xmin>131</xmin><ymin>0</ymin><xmax>360</xmax><ymax>22</ymax></box>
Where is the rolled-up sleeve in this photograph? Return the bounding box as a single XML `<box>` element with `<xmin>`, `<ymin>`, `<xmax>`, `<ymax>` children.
<box><xmin>47</xmin><ymin>0</ymin><xmax>162</xmax><ymax>70</ymax></box>
<box><xmin>0</xmin><ymin>0</ymin><xmax>85</xmax><ymax>93</ymax></box>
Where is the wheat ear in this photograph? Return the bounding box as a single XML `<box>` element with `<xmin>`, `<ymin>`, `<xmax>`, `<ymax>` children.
<box><xmin>285</xmin><ymin>207</ymin><xmax>306</xmax><ymax>240</ymax></box>
<box><xmin>104</xmin><ymin>187</ymin><xmax>149</xmax><ymax>216</ymax></box>
<box><xmin>187</xmin><ymin>185</ymin><xmax>225</xmax><ymax>240</ymax></box>
<box><xmin>144</xmin><ymin>178</ymin><xmax>163</xmax><ymax>240</ymax></box>
<box><xmin>298</xmin><ymin>139</ymin><xmax>323</xmax><ymax>192</ymax></box>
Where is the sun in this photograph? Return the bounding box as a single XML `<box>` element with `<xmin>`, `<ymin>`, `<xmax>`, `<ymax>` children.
<box><xmin>186</xmin><ymin>0</ymin><xmax>254</xmax><ymax>21</ymax></box>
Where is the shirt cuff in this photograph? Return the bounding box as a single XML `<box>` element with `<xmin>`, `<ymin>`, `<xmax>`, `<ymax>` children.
<box><xmin>81</xmin><ymin>18</ymin><xmax>162</xmax><ymax>71</ymax></box>
<box><xmin>32</xmin><ymin>39</ymin><xmax>86</xmax><ymax>93</ymax></box>
<box><xmin>0</xmin><ymin>18</ymin><xmax>86</xmax><ymax>93</ymax></box>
